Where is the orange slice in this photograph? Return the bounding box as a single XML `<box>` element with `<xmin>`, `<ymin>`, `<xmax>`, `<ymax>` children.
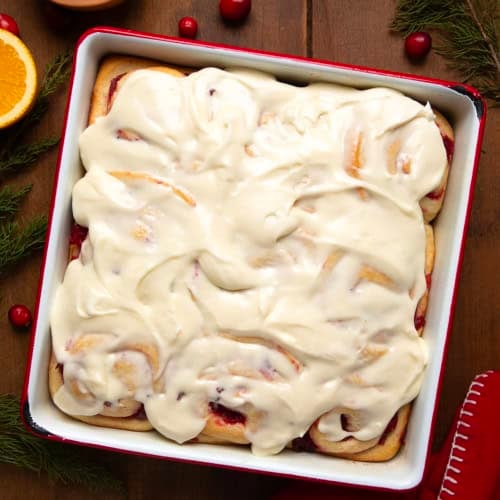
<box><xmin>0</xmin><ymin>29</ymin><xmax>37</xmax><ymax>129</ymax></box>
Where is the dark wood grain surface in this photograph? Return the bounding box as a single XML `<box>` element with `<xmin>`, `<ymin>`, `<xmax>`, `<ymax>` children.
<box><xmin>0</xmin><ymin>1</ymin><xmax>498</xmax><ymax>498</ymax></box>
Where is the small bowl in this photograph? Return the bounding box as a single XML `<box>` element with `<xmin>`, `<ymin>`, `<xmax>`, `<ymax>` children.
<box><xmin>49</xmin><ymin>0</ymin><xmax>124</xmax><ymax>11</ymax></box>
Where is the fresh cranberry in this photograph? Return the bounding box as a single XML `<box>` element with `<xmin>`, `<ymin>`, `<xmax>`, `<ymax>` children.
<box><xmin>0</xmin><ymin>13</ymin><xmax>19</xmax><ymax>36</ymax></box>
<box><xmin>178</xmin><ymin>16</ymin><xmax>198</xmax><ymax>39</ymax></box>
<box><xmin>8</xmin><ymin>304</ymin><xmax>32</xmax><ymax>330</ymax></box>
<box><xmin>219</xmin><ymin>0</ymin><xmax>251</xmax><ymax>23</ymax></box>
<box><xmin>405</xmin><ymin>32</ymin><xmax>432</xmax><ymax>60</ymax></box>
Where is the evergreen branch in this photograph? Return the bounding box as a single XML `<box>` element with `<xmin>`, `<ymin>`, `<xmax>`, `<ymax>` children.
<box><xmin>391</xmin><ymin>0</ymin><xmax>459</xmax><ymax>34</ymax></box>
<box><xmin>0</xmin><ymin>185</ymin><xmax>32</xmax><ymax>221</ymax></box>
<box><xmin>0</xmin><ymin>51</ymin><xmax>72</xmax><ymax>164</ymax></box>
<box><xmin>0</xmin><ymin>137</ymin><xmax>59</xmax><ymax>177</ymax></box>
<box><xmin>0</xmin><ymin>216</ymin><xmax>47</xmax><ymax>274</ymax></box>
<box><xmin>0</xmin><ymin>51</ymin><xmax>72</xmax><ymax>270</ymax></box>
<box><xmin>0</xmin><ymin>395</ymin><xmax>125</xmax><ymax>493</ymax></box>
<box><xmin>21</xmin><ymin>51</ymin><xmax>72</xmax><ymax>132</ymax></box>
<box><xmin>391</xmin><ymin>0</ymin><xmax>500</xmax><ymax>103</ymax></box>
<box><xmin>39</xmin><ymin>51</ymin><xmax>73</xmax><ymax>100</ymax></box>
<box><xmin>465</xmin><ymin>0</ymin><xmax>500</xmax><ymax>72</ymax></box>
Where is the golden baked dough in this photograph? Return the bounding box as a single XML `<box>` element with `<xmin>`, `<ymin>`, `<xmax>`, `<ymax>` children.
<box><xmin>48</xmin><ymin>353</ymin><xmax>153</xmax><ymax>431</ymax></box>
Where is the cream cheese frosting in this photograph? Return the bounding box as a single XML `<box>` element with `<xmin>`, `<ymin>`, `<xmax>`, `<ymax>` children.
<box><xmin>50</xmin><ymin>67</ymin><xmax>447</xmax><ymax>456</ymax></box>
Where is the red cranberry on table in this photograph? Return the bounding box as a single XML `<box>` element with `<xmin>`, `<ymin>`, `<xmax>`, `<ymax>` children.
<box><xmin>178</xmin><ymin>16</ymin><xmax>198</xmax><ymax>39</ymax></box>
<box><xmin>8</xmin><ymin>304</ymin><xmax>32</xmax><ymax>330</ymax></box>
<box><xmin>0</xmin><ymin>13</ymin><xmax>20</xmax><ymax>36</ymax></box>
<box><xmin>219</xmin><ymin>0</ymin><xmax>252</xmax><ymax>23</ymax></box>
<box><xmin>405</xmin><ymin>32</ymin><xmax>432</xmax><ymax>60</ymax></box>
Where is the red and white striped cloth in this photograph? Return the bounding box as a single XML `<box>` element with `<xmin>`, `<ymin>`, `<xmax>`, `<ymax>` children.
<box><xmin>274</xmin><ymin>371</ymin><xmax>500</xmax><ymax>500</ymax></box>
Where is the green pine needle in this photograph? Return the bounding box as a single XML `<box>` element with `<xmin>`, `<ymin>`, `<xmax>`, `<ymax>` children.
<box><xmin>0</xmin><ymin>51</ymin><xmax>72</xmax><ymax>270</ymax></box>
<box><xmin>0</xmin><ymin>52</ymin><xmax>117</xmax><ymax>494</ymax></box>
<box><xmin>16</xmin><ymin>51</ymin><xmax>73</xmax><ymax>135</ymax></box>
<box><xmin>0</xmin><ymin>185</ymin><xmax>32</xmax><ymax>221</ymax></box>
<box><xmin>0</xmin><ymin>216</ymin><xmax>47</xmax><ymax>274</ymax></box>
<box><xmin>0</xmin><ymin>138</ymin><xmax>59</xmax><ymax>177</ymax></box>
<box><xmin>391</xmin><ymin>0</ymin><xmax>500</xmax><ymax>103</ymax></box>
<box><xmin>39</xmin><ymin>52</ymin><xmax>73</xmax><ymax>100</ymax></box>
<box><xmin>0</xmin><ymin>395</ymin><xmax>125</xmax><ymax>493</ymax></box>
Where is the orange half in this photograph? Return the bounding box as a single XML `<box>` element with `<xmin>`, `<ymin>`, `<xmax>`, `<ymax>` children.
<box><xmin>0</xmin><ymin>29</ymin><xmax>38</xmax><ymax>129</ymax></box>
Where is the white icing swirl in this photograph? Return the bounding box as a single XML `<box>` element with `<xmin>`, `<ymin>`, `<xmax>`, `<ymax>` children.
<box><xmin>50</xmin><ymin>67</ymin><xmax>447</xmax><ymax>456</ymax></box>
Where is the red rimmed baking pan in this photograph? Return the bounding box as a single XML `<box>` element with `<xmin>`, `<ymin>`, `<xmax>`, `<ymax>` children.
<box><xmin>21</xmin><ymin>26</ymin><xmax>486</xmax><ymax>492</ymax></box>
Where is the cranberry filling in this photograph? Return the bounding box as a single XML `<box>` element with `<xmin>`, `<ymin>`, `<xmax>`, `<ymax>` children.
<box><xmin>426</xmin><ymin>186</ymin><xmax>444</xmax><ymax>200</ymax></box>
<box><xmin>208</xmin><ymin>402</ymin><xmax>246</xmax><ymax>425</ymax></box>
<box><xmin>426</xmin><ymin>133</ymin><xmax>454</xmax><ymax>200</ymax></box>
<box><xmin>130</xmin><ymin>404</ymin><xmax>147</xmax><ymax>420</ymax></box>
<box><xmin>441</xmin><ymin>134</ymin><xmax>455</xmax><ymax>163</ymax></box>
<box><xmin>69</xmin><ymin>223</ymin><xmax>88</xmax><ymax>260</ymax></box>
<box><xmin>414</xmin><ymin>314</ymin><xmax>426</xmax><ymax>330</ymax></box>
<box><xmin>107</xmin><ymin>73</ymin><xmax>126</xmax><ymax>111</ymax></box>
<box><xmin>69</xmin><ymin>223</ymin><xmax>88</xmax><ymax>246</ymax></box>
<box><xmin>378</xmin><ymin>413</ymin><xmax>398</xmax><ymax>445</ymax></box>
<box><xmin>291</xmin><ymin>432</ymin><xmax>317</xmax><ymax>452</ymax></box>
<box><xmin>425</xmin><ymin>273</ymin><xmax>432</xmax><ymax>289</ymax></box>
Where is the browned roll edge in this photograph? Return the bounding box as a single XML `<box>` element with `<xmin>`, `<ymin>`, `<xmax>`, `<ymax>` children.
<box><xmin>48</xmin><ymin>353</ymin><xmax>153</xmax><ymax>431</ymax></box>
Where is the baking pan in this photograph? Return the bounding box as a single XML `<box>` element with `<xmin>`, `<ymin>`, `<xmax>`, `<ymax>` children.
<box><xmin>21</xmin><ymin>27</ymin><xmax>486</xmax><ymax>491</ymax></box>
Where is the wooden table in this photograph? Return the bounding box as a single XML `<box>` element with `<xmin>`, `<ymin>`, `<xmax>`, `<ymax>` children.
<box><xmin>1</xmin><ymin>1</ymin><xmax>498</xmax><ymax>498</ymax></box>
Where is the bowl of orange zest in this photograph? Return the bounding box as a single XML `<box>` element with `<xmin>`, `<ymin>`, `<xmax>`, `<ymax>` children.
<box><xmin>0</xmin><ymin>28</ymin><xmax>38</xmax><ymax>129</ymax></box>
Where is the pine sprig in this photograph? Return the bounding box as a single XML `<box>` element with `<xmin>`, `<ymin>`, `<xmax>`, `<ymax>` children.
<box><xmin>0</xmin><ymin>138</ymin><xmax>59</xmax><ymax>177</ymax></box>
<box><xmin>391</xmin><ymin>0</ymin><xmax>500</xmax><ymax>103</ymax></box>
<box><xmin>0</xmin><ymin>395</ymin><xmax>125</xmax><ymax>493</ymax></box>
<box><xmin>39</xmin><ymin>52</ymin><xmax>73</xmax><ymax>100</ymax></box>
<box><xmin>0</xmin><ymin>52</ymin><xmax>72</xmax><ymax>269</ymax></box>
<box><xmin>0</xmin><ymin>51</ymin><xmax>72</xmax><ymax>175</ymax></box>
<box><xmin>0</xmin><ymin>51</ymin><xmax>113</xmax><ymax>494</ymax></box>
<box><xmin>0</xmin><ymin>185</ymin><xmax>32</xmax><ymax>221</ymax></box>
<box><xmin>0</xmin><ymin>216</ymin><xmax>47</xmax><ymax>274</ymax></box>
<box><xmin>17</xmin><ymin>52</ymin><xmax>73</xmax><ymax>134</ymax></box>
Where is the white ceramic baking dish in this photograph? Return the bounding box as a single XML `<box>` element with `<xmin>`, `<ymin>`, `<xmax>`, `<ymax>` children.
<box><xmin>22</xmin><ymin>27</ymin><xmax>486</xmax><ymax>491</ymax></box>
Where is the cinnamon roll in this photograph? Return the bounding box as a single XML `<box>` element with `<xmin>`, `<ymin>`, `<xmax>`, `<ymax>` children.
<box><xmin>49</xmin><ymin>55</ymin><xmax>453</xmax><ymax>461</ymax></box>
